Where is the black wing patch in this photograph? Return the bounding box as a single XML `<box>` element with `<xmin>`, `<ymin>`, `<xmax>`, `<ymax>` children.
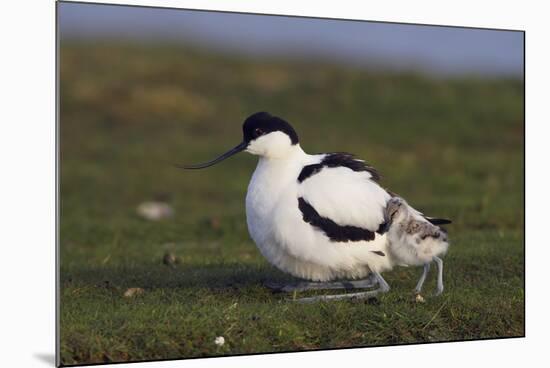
<box><xmin>425</xmin><ymin>217</ymin><xmax>452</xmax><ymax>225</ymax></box>
<box><xmin>298</xmin><ymin>152</ymin><xmax>380</xmax><ymax>183</ymax></box>
<box><xmin>298</xmin><ymin>197</ymin><xmax>376</xmax><ymax>243</ymax></box>
<box><xmin>376</xmin><ymin>221</ymin><xmax>389</xmax><ymax>235</ymax></box>
<box><xmin>297</xmin><ymin>164</ymin><xmax>324</xmax><ymax>183</ymax></box>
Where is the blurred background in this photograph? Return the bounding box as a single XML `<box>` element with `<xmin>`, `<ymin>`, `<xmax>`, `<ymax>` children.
<box><xmin>59</xmin><ymin>2</ymin><xmax>523</xmax><ymax>76</ymax></box>
<box><xmin>59</xmin><ymin>1</ymin><xmax>524</xmax><ymax>365</ymax></box>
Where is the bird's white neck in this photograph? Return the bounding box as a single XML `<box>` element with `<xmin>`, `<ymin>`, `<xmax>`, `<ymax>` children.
<box><xmin>256</xmin><ymin>143</ymin><xmax>308</xmax><ymax>163</ymax></box>
<box><xmin>247</xmin><ymin>144</ymin><xmax>311</xmax><ymax>209</ymax></box>
<box><xmin>245</xmin><ymin>131</ymin><xmax>307</xmax><ymax>160</ymax></box>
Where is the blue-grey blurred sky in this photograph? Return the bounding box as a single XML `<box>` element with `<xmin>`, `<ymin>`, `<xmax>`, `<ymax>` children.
<box><xmin>59</xmin><ymin>2</ymin><xmax>523</xmax><ymax>77</ymax></box>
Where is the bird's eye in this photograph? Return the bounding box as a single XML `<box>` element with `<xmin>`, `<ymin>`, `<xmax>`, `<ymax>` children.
<box><xmin>254</xmin><ymin>128</ymin><xmax>264</xmax><ymax>137</ymax></box>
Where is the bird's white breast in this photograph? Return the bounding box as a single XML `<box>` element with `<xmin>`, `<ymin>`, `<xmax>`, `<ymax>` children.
<box><xmin>245</xmin><ymin>150</ymin><xmax>392</xmax><ymax>282</ymax></box>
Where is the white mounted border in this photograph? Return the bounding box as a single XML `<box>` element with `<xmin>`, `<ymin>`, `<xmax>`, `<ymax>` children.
<box><xmin>1</xmin><ymin>1</ymin><xmax>547</xmax><ymax>368</ymax></box>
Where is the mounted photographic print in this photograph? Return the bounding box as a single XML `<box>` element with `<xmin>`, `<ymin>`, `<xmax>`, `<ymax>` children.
<box><xmin>57</xmin><ymin>1</ymin><xmax>525</xmax><ymax>366</ymax></box>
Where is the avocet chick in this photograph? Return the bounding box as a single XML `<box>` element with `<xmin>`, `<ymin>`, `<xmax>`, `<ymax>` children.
<box><xmin>384</xmin><ymin>197</ymin><xmax>450</xmax><ymax>295</ymax></box>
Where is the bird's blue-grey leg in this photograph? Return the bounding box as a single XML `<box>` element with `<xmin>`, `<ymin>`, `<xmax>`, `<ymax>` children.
<box><xmin>415</xmin><ymin>263</ymin><xmax>431</xmax><ymax>294</ymax></box>
<box><xmin>264</xmin><ymin>273</ymin><xmax>377</xmax><ymax>292</ymax></box>
<box><xmin>433</xmin><ymin>256</ymin><xmax>444</xmax><ymax>295</ymax></box>
<box><xmin>294</xmin><ymin>272</ymin><xmax>390</xmax><ymax>303</ymax></box>
<box><xmin>375</xmin><ymin>271</ymin><xmax>390</xmax><ymax>293</ymax></box>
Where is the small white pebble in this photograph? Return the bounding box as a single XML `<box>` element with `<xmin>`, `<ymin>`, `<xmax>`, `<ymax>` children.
<box><xmin>415</xmin><ymin>294</ymin><xmax>425</xmax><ymax>303</ymax></box>
<box><xmin>214</xmin><ymin>336</ymin><xmax>225</xmax><ymax>347</ymax></box>
<box><xmin>136</xmin><ymin>201</ymin><xmax>174</xmax><ymax>221</ymax></box>
<box><xmin>123</xmin><ymin>288</ymin><xmax>145</xmax><ymax>298</ymax></box>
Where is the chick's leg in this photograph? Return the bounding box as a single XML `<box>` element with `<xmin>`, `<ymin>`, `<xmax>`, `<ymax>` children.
<box><xmin>433</xmin><ymin>256</ymin><xmax>444</xmax><ymax>295</ymax></box>
<box><xmin>415</xmin><ymin>263</ymin><xmax>431</xmax><ymax>294</ymax></box>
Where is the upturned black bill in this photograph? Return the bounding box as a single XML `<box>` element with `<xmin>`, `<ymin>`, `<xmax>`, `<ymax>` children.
<box><xmin>177</xmin><ymin>141</ymin><xmax>248</xmax><ymax>169</ymax></box>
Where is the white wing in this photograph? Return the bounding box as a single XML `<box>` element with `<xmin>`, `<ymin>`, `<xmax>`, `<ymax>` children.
<box><xmin>297</xmin><ymin>165</ymin><xmax>391</xmax><ymax>232</ymax></box>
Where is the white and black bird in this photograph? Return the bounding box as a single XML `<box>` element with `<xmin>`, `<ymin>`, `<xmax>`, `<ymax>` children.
<box><xmin>181</xmin><ymin>112</ymin><xmax>451</xmax><ymax>302</ymax></box>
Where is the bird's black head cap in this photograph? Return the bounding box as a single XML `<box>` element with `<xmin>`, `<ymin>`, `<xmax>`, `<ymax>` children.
<box><xmin>242</xmin><ymin>112</ymin><xmax>299</xmax><ymax>145</ymax></box>
<box><xmin>179</xmin><ymin>112</ymin><xmax>298</xmax><ymax>170</ymax></box>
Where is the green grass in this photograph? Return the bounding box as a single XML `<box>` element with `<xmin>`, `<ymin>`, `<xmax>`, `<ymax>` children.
<box><xmin>59</xmin><ymin>42</ymin><xmax>524</xmax><ymax>365</ymax></box>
